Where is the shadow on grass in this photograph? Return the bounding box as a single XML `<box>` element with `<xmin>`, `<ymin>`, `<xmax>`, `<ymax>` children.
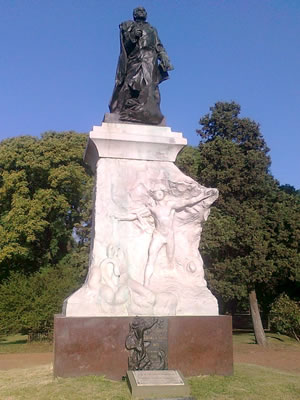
<box><xmin>0</xmin><ymin>339</ymin><xmax>28</xmax><ymax>345</ymax></box>
<box><xmin>233</xmin><ymin>331</ymin><xmax>297</xmax><ymax>346</ymax></box>
<box><xmin>266</xmin><ymin>335</ymin><xmax>284</xmax><ymax>342</ymax></box>
<box><xmin>233</xmin><ymin>331</ymin><xmax>257</xmax><ymax>344</ymax></box>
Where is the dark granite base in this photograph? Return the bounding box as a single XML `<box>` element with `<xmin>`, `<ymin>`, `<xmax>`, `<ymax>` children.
<box><xmin>53</xmin><ymin>315</ymin><xmax>233</xmax><ymax>380</ymax></box>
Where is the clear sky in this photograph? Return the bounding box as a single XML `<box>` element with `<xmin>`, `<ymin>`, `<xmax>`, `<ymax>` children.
<box><xmin>1</xmin><ymin>0</ymin><xmax>299</xmax><ymax>188</ymax></box>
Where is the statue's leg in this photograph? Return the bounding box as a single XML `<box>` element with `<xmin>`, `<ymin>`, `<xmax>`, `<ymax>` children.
<box><xmin>165</xmin><ymin>232</ymin><xmax>175</xmax><ymax>269</ymax></box>
<box><xmin>144</xmin><ymin>233</ymin><xmax>164</xmax><ymax>286</ymax></box>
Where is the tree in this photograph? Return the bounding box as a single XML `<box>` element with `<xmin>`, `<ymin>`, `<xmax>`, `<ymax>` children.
<box><xmin>0</xmin><ymin>131</ymin><xmax>93</xmax><ymax>283</ymax></box>
<box><xmin>258</xmin><ymin>188</ymin><xmax>300</xmax><ymax>306</ymax></box>
<box><xmin>270</xmin><ymin>294</ymin><xmax>300</xmax><ymax>341</ymax></box>
<box><xmin>195</xmin><ymin>101</ymin><xmax>278</xmax><ymax>346</ymax></box>
<box><xmin>0</xmin><ymin>131</ymin><xmax>93</xmax><ymax>337</ymax></box>
<box><xmin>175</xmin><ymin>146</ymin><xmax>201</xmax><ymax>181</ymax></box>
<box><xmin>279</xmin><ymin>184</ymin><xmax>300</xmax><ymax>197</ymax></box>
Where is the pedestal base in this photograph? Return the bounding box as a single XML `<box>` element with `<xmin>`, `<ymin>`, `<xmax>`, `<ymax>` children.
<box><xmin>53</xmin><ymin>315</ymin><xmax>233</xmax><ymax>380</ymax></box>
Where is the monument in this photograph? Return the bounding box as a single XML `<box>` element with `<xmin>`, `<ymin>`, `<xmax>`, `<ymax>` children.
<box><xmin>54</xmin><ymin>6</ymin><xmax>233</xmax><ymax>381</ymax></box>
<box><xmin>109</xmin><ymin>5</ymin><xmax>174</xmax><ymax>125</ymax></box>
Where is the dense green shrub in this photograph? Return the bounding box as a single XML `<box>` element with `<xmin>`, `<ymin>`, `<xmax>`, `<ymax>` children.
<box><xmin>0</xmin><ymin>260</ymin><xmax>84</xmax><ymax>340</ymax></box>
<box><xmin>270</xmin><ymin>294</ymin><xmax>300</xmax><ymax>341</ymax></box>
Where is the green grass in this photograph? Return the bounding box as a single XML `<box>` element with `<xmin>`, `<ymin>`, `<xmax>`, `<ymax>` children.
<box><xmin>0</xmin><ymin>363</ymin><xmax>299</xmax><ymax>400</ymax></box>
<box><xmin>1</xmin><ymin>332</ymin><xmax>299</xmax><ymax>399</ymax></box>
<box><xmin>0</xmin><ymin>364</ymin><xmax>131</xmax><ymax>400</ymax></box>
<box><xmin>232</xmin><ymin>331</ymin><xmax>299</xmax><ymax>346</ymax></box>
<box><xmin>190</xmin><ymin>364</ymin><xmax>300</xmax><ymax>400</ymax></box>
<box><xmin>0</xmin><ymin>334</ymin><xmax>52</xmax><ymax>354</ymax></box>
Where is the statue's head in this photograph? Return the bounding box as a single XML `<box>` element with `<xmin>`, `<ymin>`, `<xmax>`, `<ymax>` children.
<box><xmin>149</xmin><ymin>182</ymin><xmax>167</xmax><ymax>201</ymax></box>
<box><xmin>133</xmin><ymin>6</ymin><xmax>147</xmax><ymax>22</ymax></box>
<box><xmin>152</xmin><ymin>190</ymin><xmax>165</xmax><ymax>201</ymax></box>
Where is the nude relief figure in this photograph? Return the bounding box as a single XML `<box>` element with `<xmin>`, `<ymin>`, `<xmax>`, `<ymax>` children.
<box><xmin>115</xmin><ymin>184</ymin><xmax>218</xmax><ymax>287</ymax></box>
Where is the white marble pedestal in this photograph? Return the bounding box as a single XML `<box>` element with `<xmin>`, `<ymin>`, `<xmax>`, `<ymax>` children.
<box><xmin>63</xmin><ymin>121</ymin><xmax>219</xmax><ymax>317</ymax></box>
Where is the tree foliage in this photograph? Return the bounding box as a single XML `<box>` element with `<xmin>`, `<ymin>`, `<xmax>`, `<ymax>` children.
<box><xmin>175</xmin><ymin>146</ymin><xmax>201</xmax><ymax>181</ymax></box>
<box><xmin>0</xmin><ymin>131</ymin><xmax>93</xmax><ymax>283</ymax></box>
<box><xmin>198</xmin><ymin>101</ymin><xmax>269</xmax><ymax>154</ymax></box>
<box><xmin>177</xmin><ymin>102</ymin><xmax>300</xmax><ymax>344</ymax></box>
<box><xmin>195</xmin><ymin>103</ymin><xmax>275</xmax><ymax>302</ymax></box>
<box><xmin>0</xmin><ymin>131</ymin><xmax>93</xmax><ymax>337</ymax></box>
<box><xmin>270</xmin><ymin>294</ymin><xmax>300</xmax><ymax>341</ymax></box>
<box><xmin>0</xmin><ymin>261</ymin><xmax>84</xmax><ymax>339</ymax></box>
<box><xmin>194</xmin><ymin>102</ymin><xmax>300</xmax><ymax>304</ymax></box>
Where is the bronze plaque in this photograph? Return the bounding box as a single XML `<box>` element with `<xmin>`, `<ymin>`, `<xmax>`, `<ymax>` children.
<box><xmin>126</xmin><ymin>317</ymin><xmax>168</xmax><ymax>370</ymax></box>
<box><xmin>132</xmin><ymin>370</ymin><xmax>184</xmax><ymax>386</ymax></box>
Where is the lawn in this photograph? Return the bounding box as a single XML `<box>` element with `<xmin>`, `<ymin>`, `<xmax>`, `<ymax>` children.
<box><xmin>0</xmin><ymin>334</ymin><xmax>52</xmax><ymax>354</ymax></box>
<box><xmin>0</xmin><ymin>363</ymin><xmax>299</xmax><ymax>400</ymax></box>
<box><xmin>0</xmin><ymin>332</ymin><xmax>300</xmax><ymax>399</ymax></box>
<box><xmin>233</xmin><ymin>330</ymin><xmax>300</xmax><ymax>347</ymax></box>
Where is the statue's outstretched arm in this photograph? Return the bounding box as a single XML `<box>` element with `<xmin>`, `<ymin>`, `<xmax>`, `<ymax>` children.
<box><xmin>173</xmin><ymin>189</ymin><xmax>218</xmax><ymax>211</ymax></box>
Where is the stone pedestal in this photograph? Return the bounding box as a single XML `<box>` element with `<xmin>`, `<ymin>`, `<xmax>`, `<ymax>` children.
<box><xmin>54</xmin><ymin>121</ymin><xmax>233</xmax><ymax>381</ymax></box>
<box><xmin>63</xmin><ymin>121</ymin><xmax>219</xmax><ymax>317</ymax></box>
<box><xmin>53</xmin><ymin>315</ymin><xmax>233</xmax><ymax>380</ymax></box>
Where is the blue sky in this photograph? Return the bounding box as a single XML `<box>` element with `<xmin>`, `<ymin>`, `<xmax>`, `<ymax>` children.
<box><xmin>1</xmin><ymin>0</ymin><xmax>299</xmax><ymax>188</ymax></box>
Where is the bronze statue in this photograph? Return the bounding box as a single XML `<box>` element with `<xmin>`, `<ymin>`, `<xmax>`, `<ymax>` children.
<box><xmin>109</xmin><ymin>7</ymin><xmax>174</xmax><ymax>125</ymax></box>
<box><xmin>125</xmin><ymin>317</ymin><xmax>158</xmax><ymax>370</ymax></box>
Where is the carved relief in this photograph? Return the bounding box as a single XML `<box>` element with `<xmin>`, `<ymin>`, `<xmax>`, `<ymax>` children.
<box><xmin>125</xmin><ymin>317</ymin><xmax>168</xmax><ymax>370</ymax></box>
<box><xmin>64</xmin><ymin>157</ymin><xmax>219</xmax><ymax>317</ymax></box>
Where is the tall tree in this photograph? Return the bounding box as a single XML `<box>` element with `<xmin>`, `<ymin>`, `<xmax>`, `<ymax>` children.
<box><xmin>259</xmin><ymin>188</ymin><xmax>300</xmax><ymax>305</ymax></box>
<box><xmin>196</xmin><ymin>101</ymin><xmax>277</xmax><ymax>346</ymax></box>
<box><xmin>175</xmin><ymin>146</ymin><xmax>201</xmax><ymax>181</ymax></box>
<box><xmin>0</xmin><ymin>131</ymin><xmax>93</xmax><ymax>284</ymax></box>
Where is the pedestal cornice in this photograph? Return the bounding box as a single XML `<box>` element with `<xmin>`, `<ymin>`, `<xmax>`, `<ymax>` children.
<box><xmin>84</xmin><ymin>122</ymin><xmax>187</xmax><ymax>171</ymax></box>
